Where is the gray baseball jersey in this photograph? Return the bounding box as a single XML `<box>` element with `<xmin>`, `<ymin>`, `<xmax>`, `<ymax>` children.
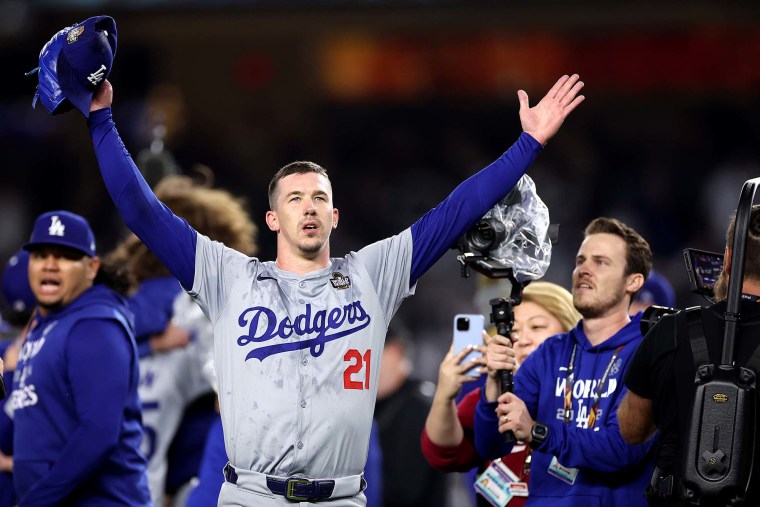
<box><xmin>188</xmin><ymin>228</ymin><xmax>414</xmax><ymax>480</ymax></box>
<box><xmin>139</xmin><ymin>292</ymin><xmax>214</xmax><ymax>506</ymax></box>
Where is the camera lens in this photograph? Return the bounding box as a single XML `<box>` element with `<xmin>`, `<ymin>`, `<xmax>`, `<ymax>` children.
<box><xmin>464</xmin><ymin>219</ymin><xmax>507</xmax><ymax>254</ymax></box>
<box><xmin>457</xmin><ymin>317</ymin><xmax>470</xmax><ymax>331</ymax></box>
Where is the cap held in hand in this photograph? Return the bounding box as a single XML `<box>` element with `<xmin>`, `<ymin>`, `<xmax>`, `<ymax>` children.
<box><xmin>30</xmin><ymin>16</ymin><xmax>117</xmax><ymax>117</ymax></box>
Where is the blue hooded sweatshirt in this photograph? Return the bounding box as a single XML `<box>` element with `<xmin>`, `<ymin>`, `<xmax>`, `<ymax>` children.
<box><xmin>474</xmin><ymin>314</ymin><xmax>654</xmax><ymax>507</ymax></box>
<box><xmin>11</xmin><ymin>284</ymin><xmax>151</xmax><ymax>506</ymax></box>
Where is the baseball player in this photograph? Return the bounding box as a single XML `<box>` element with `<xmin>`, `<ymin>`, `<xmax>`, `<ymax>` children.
<box><xmin>81</xmin><ymin>73</ymin><xmax>583</xmax><ymax>506</ymax></box>
<box><xmin>10</xmin><ymin>211</ymin><xmax>151</xmax><ymax>506</ymax></box>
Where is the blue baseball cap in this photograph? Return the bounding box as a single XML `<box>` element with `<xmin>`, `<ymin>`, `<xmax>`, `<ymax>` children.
<box><xmin>23</xmin><ymin>211</ymin><xmax>97</xmax><ymax>257</ymax></box>
<box><xmin>31</xmin><ymin>16</ymin><xmax>117</xmax><ymax>117</ymax></box>
<box><xmin>635</xmin><ymin>270</ymin><xmax>676</xmax><ymax>308</ymax></box>
<box><xmin>1</xmin><ymin>250</ymin><xmax>36</xmax><ymax>316</ymax></box>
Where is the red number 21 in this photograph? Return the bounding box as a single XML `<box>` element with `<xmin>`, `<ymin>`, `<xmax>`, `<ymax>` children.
<box><xmin>343</xmin><ymin>349</ymin><xmax>371</xmax><ymax>390</ymax></box>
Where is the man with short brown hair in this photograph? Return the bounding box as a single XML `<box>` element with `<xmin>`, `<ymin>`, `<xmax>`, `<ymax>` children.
<box><xmin>474</xmin><ymin>216</ymin><xmax>655</xmax><ymax>506</ymax></box>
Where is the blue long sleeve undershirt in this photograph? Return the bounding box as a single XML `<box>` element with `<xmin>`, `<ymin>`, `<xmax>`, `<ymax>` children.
<box><xmin>20</xmin><ymin>319</ymin><xmax>133</xmax><ymax>505</ymax></box>
<box><xmin>89</xmin><ymin>108</ymin><xmax>542</xmax><ymax>289</ymax></box>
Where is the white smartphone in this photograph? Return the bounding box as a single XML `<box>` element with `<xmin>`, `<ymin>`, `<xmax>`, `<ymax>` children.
<box><xmin>452</xmin><ymin>314</ymin><xmax>486</xmax><ymax>377</ymax></box>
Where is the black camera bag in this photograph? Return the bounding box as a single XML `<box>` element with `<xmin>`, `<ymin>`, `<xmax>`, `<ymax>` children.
<box><xmin>679</xmin><ymin>308</ymin><xmax>760</xmax><ymax>505</ymax></box>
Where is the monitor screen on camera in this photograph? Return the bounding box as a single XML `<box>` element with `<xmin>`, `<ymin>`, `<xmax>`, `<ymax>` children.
<box><xmin>683</xmin><ymin>248</ymin><xmax>724</xmax><ymax>295</ymax></box>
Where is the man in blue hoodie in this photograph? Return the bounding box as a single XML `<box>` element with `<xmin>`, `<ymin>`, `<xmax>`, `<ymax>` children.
<box><xmin>10</xmin><ymin>211</ymin><xmax>151</xmax><ymax>506</ymax></box>
<box><xmin>474</xmin><ymin>217</ymin><xmax>655</xmax><ymax>506</ymax></box>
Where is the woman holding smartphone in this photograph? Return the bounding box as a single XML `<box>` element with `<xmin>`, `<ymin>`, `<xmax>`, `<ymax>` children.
<box><xmin>422</xmin><ymin>281</ymin><xmax>580</xmax><ymax>506</ymax></box>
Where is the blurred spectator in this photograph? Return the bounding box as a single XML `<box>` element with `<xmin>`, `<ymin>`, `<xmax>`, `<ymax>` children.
<box><xmin>0</xmin><ymin>249</ymin><xmax>36</xmax><ymax>507</ymax></box>
<box><xmin>184</xmin><ymin>413</ymin><xmax>226</xmax><ymax>507</ymax></box>
<box><xmin>375</xmin><ymin>322</ymin><xmax>448</xmax><ymax>507</ymax></box>
<box><xmin>0</xmin><ymin>250</ymin><xmax>35</xmax><ymax>340</ymax></box>
<box><xmin>422</xmin><ymin>281</ymin><xmax>580</xmax><ymax>506</ymax></box>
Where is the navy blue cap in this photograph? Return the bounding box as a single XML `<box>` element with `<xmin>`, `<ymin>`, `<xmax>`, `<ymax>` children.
<box><xmin>635</xmin><ymin>270</ymin><xmax>676</xmax><ymax>308</ymax></box>
<box><xmin>23</xmin><ymin>211</ymin><xmax>97</xmax><ymax>257</ymax></box>
<box><xmin>32</xmin><ymin>16</ymin><xmax>117</xmax><ymax>117</ymax></box>
<box><xmin>1</xmin><ymin>250</ymin><xmax>35</xmax><ymax>316</ymax></box>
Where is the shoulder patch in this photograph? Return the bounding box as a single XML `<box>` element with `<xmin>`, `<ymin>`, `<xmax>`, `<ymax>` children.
<box><xmin>330</xmin><ymin>271</ymin><xmax>351</xmax><ymax>290</ymax></box>
<box><xmin>67</xmin><ymin>26</ymin><xmax>85</xmax><ymax>44</ymax></box>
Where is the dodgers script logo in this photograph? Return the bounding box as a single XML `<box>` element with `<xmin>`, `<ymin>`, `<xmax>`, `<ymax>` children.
<box><xmin>237</xmin><ymin>301</ymin><xmax>371</xmax><ymax>361</ymax></box>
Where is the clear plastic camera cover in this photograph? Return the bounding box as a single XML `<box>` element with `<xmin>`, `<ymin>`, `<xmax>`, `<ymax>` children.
<box><xmin>484</xmin><ymin>174</ymin><xmax>551</xmax><ymax>282</ymax></box>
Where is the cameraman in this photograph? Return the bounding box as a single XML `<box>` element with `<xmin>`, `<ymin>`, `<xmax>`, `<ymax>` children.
<box><xmin>620</xmin><ymin>205</ymin><xmax>760</xmax><ymax>506</ymax></box>
<box><xmin>474</xmin><ymin>217</ymin><xmax>656</xmax><ymax>506</ymax></box>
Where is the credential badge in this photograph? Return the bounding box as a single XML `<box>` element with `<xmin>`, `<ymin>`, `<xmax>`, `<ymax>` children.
<box><xmin>67</xmin><ymin>26</ymin><xmax>85</xmax><ymax>44</ymax></box>
<box><xmin>330</xmin><ymin>271</ymin><xmax>351</xmax><ymax>290</ymax></box>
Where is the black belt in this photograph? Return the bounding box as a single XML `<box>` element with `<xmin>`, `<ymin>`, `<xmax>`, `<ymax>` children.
<box><xmin>224</xmin><ymin>464</ymin><xmax>335</xmax><ymax>502</ymax></box>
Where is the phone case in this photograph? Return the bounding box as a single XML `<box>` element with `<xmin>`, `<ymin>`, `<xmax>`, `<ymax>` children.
<box><xmin>453</xmin><ymin>314</ymin><xmax>486</xmax><ymax>377</ymax></box>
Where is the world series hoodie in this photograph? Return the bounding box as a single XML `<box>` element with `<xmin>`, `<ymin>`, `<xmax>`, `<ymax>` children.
<box><xmin>474</xmin><ymin>314</ymin><xmax>655</xmax><ymax>507</ymax></box>
<box><xmin>11</xmin><ymin>284</ymin><xmax>151</xmax><ymax>506</ymax></box>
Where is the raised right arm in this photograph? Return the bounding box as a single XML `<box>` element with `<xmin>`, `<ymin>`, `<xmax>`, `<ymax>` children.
<box><xmin>87</xmin><ymin>106</ymin><xmax>197</xmax><ymax>289</ymax></box>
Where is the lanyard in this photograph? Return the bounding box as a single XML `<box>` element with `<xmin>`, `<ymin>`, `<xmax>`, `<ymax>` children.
<box><xmin>562</xmin><ymin>344</ymin><xmax>624</xmax><ymax>429</ymax></box>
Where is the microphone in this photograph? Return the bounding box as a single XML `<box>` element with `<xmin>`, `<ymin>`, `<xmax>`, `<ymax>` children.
<box><xmin>490</xmin><ymin>297</ymin><xmax>516</xmax><ymax>445</ymax></box>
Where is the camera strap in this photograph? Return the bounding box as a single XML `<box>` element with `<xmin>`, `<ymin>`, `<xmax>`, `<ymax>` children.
<box><xmin>687</xmin><ymin>307</ymin><xmax>760</xmax><ymax>373</ymax></box>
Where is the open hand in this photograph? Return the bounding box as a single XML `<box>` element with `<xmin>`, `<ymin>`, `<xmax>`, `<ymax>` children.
<box><xmin>519</xmin><ymin>74</ymin><xmax>585</xmax><ymax>146</ymax></box>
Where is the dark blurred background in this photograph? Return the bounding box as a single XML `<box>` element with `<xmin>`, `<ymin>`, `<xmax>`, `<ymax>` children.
<box><xmin>1</xmin><ymin>0</ymin><xmax>759</xmax><ymax>379</ymax></box>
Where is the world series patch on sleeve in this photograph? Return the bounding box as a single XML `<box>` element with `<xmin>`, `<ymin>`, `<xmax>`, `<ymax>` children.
<box><xmin>475</xmin><ymin>458</ymin><xmax>529</xmax><ymax>506</ymax></box>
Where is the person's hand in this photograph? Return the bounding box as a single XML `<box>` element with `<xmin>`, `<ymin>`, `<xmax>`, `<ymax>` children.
<box><xmin>519</xmin><ymin>74</ymin><xmax>585</xmax><ymax>146</ymax></box>
<box><xmin>483</xmin><ymin>333</ymin><xmax>516</xmax><ymax>402</ymax></box>
<box><xmin>0</xmin><ymin>451</ymin><xmax>12</xmax><ymax>473</ymax></box>
<box><xmin>434</xmin><ymin>343</ymin><xmax>485</xmax><ymax>403</ymax></box>
<box><xmin>150</xmin><ymin>322</ymin><xmax>191</xmax><ymax>353</ymax></box>
<box><xmin>495</xmin><ymin>392</ymin><xmax>535</xmax><ymax>442</ymax></box>
<box><xmin>485</xmin><ymin>334</ymin><xmax>515</xmax><ymax>379</ymax></box>
<box><xmin>90</xmin><ymin>79</ymin><xmax>113</xmax><ymax>112</ymax></box>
